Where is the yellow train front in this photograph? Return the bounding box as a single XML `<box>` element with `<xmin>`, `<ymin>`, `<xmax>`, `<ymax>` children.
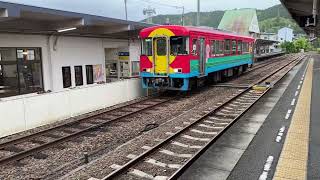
<box><xmin>139</xmin><ymin>25</ymin><xmax>255</xmax><ymax>91</ymax></box>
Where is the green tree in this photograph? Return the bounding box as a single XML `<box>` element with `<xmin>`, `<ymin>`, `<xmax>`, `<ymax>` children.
<box><xmin>293</xmin><ymin>37</ymin><xmax>312</xmax><ymax>52</ymax></box>
<box><xmin>281</xmin><ymin>37</ymin><xmax>312</xmax><ymax>53</ymax></box>
<box><xmin>281</xmin><ymin>41</ymin><xmax>297</xmax><ymax>53</ymax></box>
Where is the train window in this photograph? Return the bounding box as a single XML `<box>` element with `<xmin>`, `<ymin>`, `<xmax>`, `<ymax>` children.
<box><xmin>242</xmin><ymin>42</ymin><xmax>249</xmax><ymax>53</ymax></box>
<box><xmin>219</xmin><ymin>41</ymin><xmax>224</xmax><ymax>55</ymax></box>
<box><xmin>192</xmin><ymin>39</ymin><xmax>198</xmax><ymax>55</ymax></box>
<box><xmin>156</xmin><ymin>38</ymin><xmax>167</xmax><ymax>56</ymax></box>
<box><xmin>237</xmin><ymin>41</ymin><xmax>242</xmax><ymax>54</ymax></box>
<box><xmin>210</xmin><ymin>40</ymin><xmax>215</xmax><ymax>55</ymax></box>
<box><xmin>170</xmin><ymin>36</ymin><xmax>189</xmax><ymax>55</ymax></box>
<box><xmin>141</xmin><ymin>38</ymin><xmax>152</xmax><ymax>56</ymax></box>
<box><xmin>225</xmin><ymin>39</ymin><xmax>231</xmax><ymax>55</ymax></box>
<box><xmin>232</xmin><ymin>40</ymin><xmax>237</xmax><ymax>55</ymax></box>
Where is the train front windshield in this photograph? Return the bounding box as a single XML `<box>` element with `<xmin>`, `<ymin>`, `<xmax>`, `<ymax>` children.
<box><xmin>141</xmin><ymin>36</ymin><xmax>189</xmax><ymax>56</ymax></box>
<box><xmin>170</xmin><ymin>36</ymin><xmax>189</xmax><ymax>55</ymax></box>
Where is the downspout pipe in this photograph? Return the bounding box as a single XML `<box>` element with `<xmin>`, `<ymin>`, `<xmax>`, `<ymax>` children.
<box><xmin>313</xmin><ymin>0</ymin><xmax>318</xmax><ymax>19</ymax></box>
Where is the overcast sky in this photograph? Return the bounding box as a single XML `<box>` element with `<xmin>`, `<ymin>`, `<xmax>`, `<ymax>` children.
<box><xmin>3</xmin><ymin>0</ymin><xmax>281</xmax><ymax>21</ymax></box>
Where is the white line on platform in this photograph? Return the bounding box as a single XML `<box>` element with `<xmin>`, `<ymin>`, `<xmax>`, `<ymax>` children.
<box><xmin>285</xmin><ymin>109</ymin><xmax>292</xmax><ymax>120</ymax></box>
<box><xmin>297</xmin><ymin>85</ymin><xmax>301</xmax><ymax>90</ymax></box>
<box><xmin>275</xmin><ymin>126</ymin><xmax>286</xmax><ymax>143</ymax></box>
<box><xmin>175</xmin><ymin>126</ymin><xmax>183</xmax><ymax>130</ymax></box>
<box><xmin>291</xmin><ymin>99</ymin><xmax>296</xmax><ymax>106</ymax></box>
<box><xmin>182</xmin><ymin>135</ymin><xmax>210</xmax><ymax>142</ymax></box>
<box><xmin>191</xmin><ymin>129</ymin><xmax>217</xmax><ymax>135</ymax></box>
<box><xmin>258</xmin><ymin>156</ymin><xmax>274</xmax><ymax>180</ymax></box>
<box><xmin>171</xmin><ymin>141</ymin><xmax>202</xmax><ymax>149</ymax></box>
<box><xmin>295</xmin><ymin>91</ymin><xmax>299</xmax><ymax>96</ymax></box>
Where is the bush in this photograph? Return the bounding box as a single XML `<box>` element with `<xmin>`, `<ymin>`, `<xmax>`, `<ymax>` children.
<box><xmin>280</xmin><ymin>37</ymin><xmax>312</xmax><ymax>53</ymax></box>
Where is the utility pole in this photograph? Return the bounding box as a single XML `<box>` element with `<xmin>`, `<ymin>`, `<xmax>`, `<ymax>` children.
<box><xmin>181</xmin><ymin>6</ymin><xmax>185</xmax><ymax>26</ymax></box>
<box><xmin>197</xmin><ymin>0</ymin><xmax>200</xmax><ymax>26</ymax></box>
<box><xmin>143</xmin><ymin>6</ymin><xmax>156</xmax><ymax>24</ymax></box>
<box><xmin>124</xmin><ymin>0</ymin><xmax>128</xmax><ymax>21</ymax></box>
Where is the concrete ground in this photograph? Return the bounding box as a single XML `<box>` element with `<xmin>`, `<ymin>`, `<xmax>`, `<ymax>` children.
<box><xmin>179</xmin><ymin>54</ymin><xmax>319</xmax><ymax>180</ymax></box>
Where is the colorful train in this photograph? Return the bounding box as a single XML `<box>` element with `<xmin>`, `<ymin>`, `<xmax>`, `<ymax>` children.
<box><xmin>139</xmin><ymin>25</ymin><xmax>255</xmax><ymax>91</ymax></box>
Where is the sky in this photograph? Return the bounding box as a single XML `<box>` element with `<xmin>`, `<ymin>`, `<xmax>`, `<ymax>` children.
<box><xmin>2</xmin><ymin>0</ymin><xmax>281</xmax><ymax>21</ymax></box>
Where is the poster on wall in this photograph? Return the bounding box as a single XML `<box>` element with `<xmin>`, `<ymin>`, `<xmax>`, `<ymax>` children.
<box><xmin>93</xmin><ymin>64</ymin><xmax>104</xmax><ymax>83</ymax></box>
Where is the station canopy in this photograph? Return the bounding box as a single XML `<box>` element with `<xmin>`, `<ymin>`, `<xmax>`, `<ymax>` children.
<box><xmin>281</xmin><ymin>0</ymin><xmax>319</xmax><ymax>37</ymax></box>
<box><xmin>255</xmin><ymin>38</ymin><xmax>279</xmax><ymax>46</ymax></box>
<box><xmin>0</xmin><ymin>2</ymin><xmax>152</xmax><ymax>39</ymax></box>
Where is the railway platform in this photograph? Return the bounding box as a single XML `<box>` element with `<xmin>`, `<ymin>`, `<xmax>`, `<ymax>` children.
<box><xmin>179</xmin><ymin>53</ymin><xmax>320</xmax><ymax>180</ymax></box>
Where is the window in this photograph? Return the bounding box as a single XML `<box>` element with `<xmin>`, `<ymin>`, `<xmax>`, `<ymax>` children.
<box><xmin>242</xmin><ymin>42</ymin><xmax>249</xmax><ymax>53</ymax></box>
<box><xmin>131</xmin><ymin>61</ymin><xmax>140</xmax><ymax>76</ymax></box>
<box><xmin>170</xmin><ymin>36</ymin><xmax>189</xmax><ymax>55</ymax></box>
<box><xmin>217</xmin><ymin>41</ymin><xmax>224</xmax><ymax>55</ymax></box>
<box><xmin>237</xmin><ymin>41</ymin><xmax>242</xmax><ymax>54</ymax></box>
<box><xmin>156</xmin><ymin>38</ymin><xmax>167</xmax><ymax>56</ymax></box>
<box><xmin>141</xmin><ymin>38</ymin><xmax>152</xmax><ymax>56</ymax></box>
<box><xmin>74</xmin><ymin>66</ymin><xmax>83</xmax><ymax>86</ymax></box>
<box><xmin>62</xmin><ymin>66</ymin><xmax>71</xmax><ymax>88</ymax></box>
<box><xmin>0</xmin><ymin>48</ymin><xmax>43</xmax><ymax>98</ymax></box>
<box><xmin>27</xmin><ymin>50</ymin><xmax>35</xmax><ymax>60</ymax></box>
<box><xmin>192</xmin><ymin>39</ymin><xmax>198</xmax><ymax>55</ymax></box>
<box><xmin>86</xmin><ymin>65</ymin><xmax>94</xmax><ymax>85</ymax></box>
<box><xmin>210</xmin><ymin>40</ymin><xmax>215</xmax><ymax>55</ymax></box>
<box><xmin>232</xmin><ymin>40</ymin><xmax>237</xmax><ymax>55</ymax></box>
<box><xmin>225</xmin><ymin>39</ymin><xmax>231</xmax><ymax>54</ymax></box>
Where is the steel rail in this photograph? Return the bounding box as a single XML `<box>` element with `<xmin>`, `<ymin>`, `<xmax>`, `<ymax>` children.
<box><xmin>169</xmin><ymin>55</ymin><xmax>307</xmax><ymax>179</ymax></box>
<box><xmin>0</xmin><ymin>96</ymin><xmax>160</xmax><ymax>150</ymax></box>
<box><xmin>102</xmin><ymin>54</ymin><xmax>305</xmax><ymax>180</ymax></box>
<box><xmin>0</xmin><ymin>95</ymin><xmax>177</xmax><ymax>165</ymax></box>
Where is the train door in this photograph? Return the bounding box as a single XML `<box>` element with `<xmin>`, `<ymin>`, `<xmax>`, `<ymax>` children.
<box><xmin>153</xmin><ymin>37</ymin><xmax>169</xmax><ymax>76</ymax></box>
<box><xmin>199</xmin><ymin>37</ymin><xmax>206</xmax><ymax>76</ymax></box>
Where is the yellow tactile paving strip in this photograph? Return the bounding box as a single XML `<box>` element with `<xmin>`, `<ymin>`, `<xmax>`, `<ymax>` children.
<box><xmin>273</xmin><ymin>59</ymin><xmax>313</xmax><ymax>180</ymax></box>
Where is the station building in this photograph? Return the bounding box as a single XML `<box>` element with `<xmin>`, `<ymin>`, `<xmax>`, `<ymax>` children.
<box><xmin>0</xmin><ymin>2</ymin><xmax>151</xmax><ymax>137</ymax></box>
<box><xmin>218</xmin><ymin>9</ymin><xmax>283</xmax><ymax>60</ymax></box>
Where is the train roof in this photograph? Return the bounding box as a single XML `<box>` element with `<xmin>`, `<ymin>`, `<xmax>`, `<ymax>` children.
<box><xmin>139</xmin><ymin>25</ymin><xmax>255</xmax><ymax>40</ymax></box>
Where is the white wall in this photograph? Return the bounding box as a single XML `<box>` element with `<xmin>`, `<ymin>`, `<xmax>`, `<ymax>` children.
<box><xmin>50</xmin><ymin>36</ymin><xmax>106</xmax><ymax>90</ymax></box>
<box><xmin>0</xmin><ymin>34</ymin><xmax>146</xmax><ymax>137</ymax></box>
<box><xmin>0</xmin><ymin>78</ymin><xmax>145</xmax><ymax>138</ymax></box>
<box><xmin>0</xmin><ymin>34</ymin><xmax>141</xmax><ymax>92</ymax></box>
<box><xmin>278</xmin><ymin>27</ymin><xmax>294</xmax><ymax>42</ymax></box>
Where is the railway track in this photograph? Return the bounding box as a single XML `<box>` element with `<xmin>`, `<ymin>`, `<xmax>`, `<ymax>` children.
<box><xmin>101</xmin><ymin>54</ymin><xmax>306</xmax><ymax>180</ymax></box>
<box><xmin>0</xmin><ymin>94</ymin><xmax>177</xmax><ymax>166</ymax></box>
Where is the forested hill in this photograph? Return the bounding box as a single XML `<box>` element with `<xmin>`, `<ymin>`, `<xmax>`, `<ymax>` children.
<box><xmin>142</xmin><ymin>4</ymin><xmax>304</xmax><ymax>34</ymax></box>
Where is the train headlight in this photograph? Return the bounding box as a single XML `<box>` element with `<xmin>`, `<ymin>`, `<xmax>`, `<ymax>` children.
<box><xmin>173</xmin><ymin>68</ymin><xmax>182</xmax><ymax>73</ymax></box>
<box><xmin>143</xmin><ymin>68</ymin><xmax>151</xmax><ymax>72</ymax></box>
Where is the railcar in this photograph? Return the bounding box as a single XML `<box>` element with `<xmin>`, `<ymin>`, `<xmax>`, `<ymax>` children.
<box><xmin>139</xmin><ymin>25</ymin><xmax>255</xmax><ymax>91</ymax></box>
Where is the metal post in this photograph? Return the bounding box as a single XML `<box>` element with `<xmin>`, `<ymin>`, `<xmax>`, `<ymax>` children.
<box><xmin>197</xmin><ymin>0</ymin><xmax>200</xmax><ymax>26</ymax></box>
<box><xmin>181</xmin><ymin>6</ymin><xmax>185</xmax><ymax>26</ymax></box>
<box><xmin>124</xmin><ymin>0</ymin><xmax>128</xmax><ymax>21</ymax></box>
